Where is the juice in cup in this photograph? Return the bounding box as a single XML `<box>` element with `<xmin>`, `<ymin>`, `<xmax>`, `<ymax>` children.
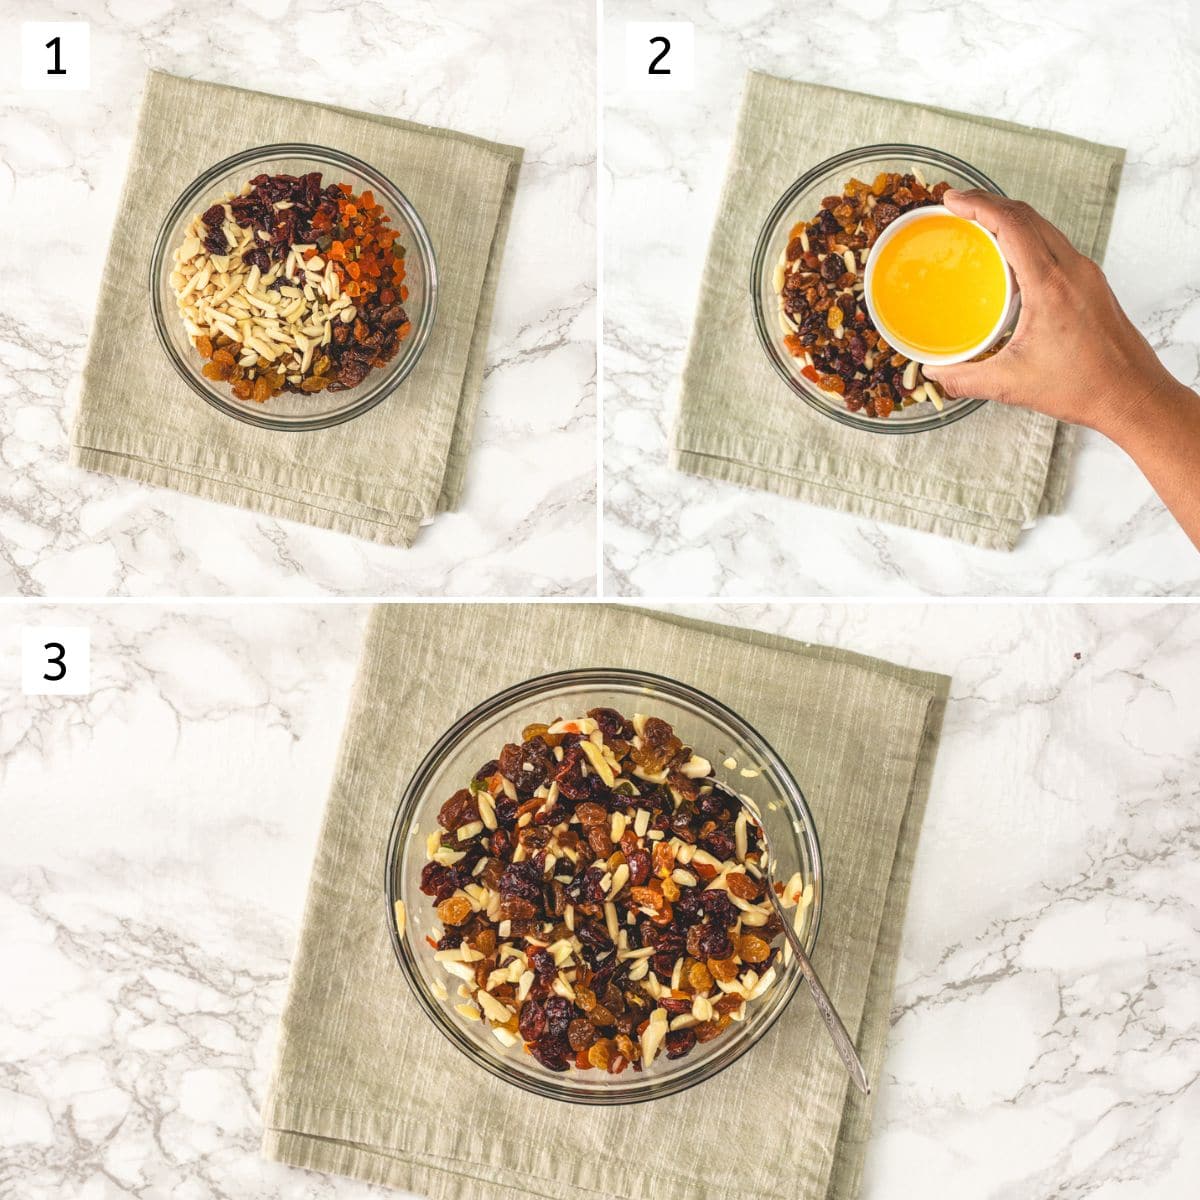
<box><xmin>866</xmin><ymin>208</ymin><xmax>1010</xmax><ymax>362</ymax></box>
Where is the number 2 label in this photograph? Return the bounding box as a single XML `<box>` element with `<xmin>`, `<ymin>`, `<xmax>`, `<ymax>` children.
<box><xmin>625</xmin><ymin>22</ymin><xmax>694</xmax><ymax>92</ymax></box>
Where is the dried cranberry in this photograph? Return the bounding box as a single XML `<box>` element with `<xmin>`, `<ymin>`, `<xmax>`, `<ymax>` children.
<box><xmin>665</xmin><ymin>1028</ymin><xmax>697</xmax><ymax>1059</ymax></box>
<box><xmin>241</xmin><ymin>246</ymin><xmax>270</xmax><ymax>273</ymax></box>
<box><xmin>651</xmin><ymin>951</ymin><xmax>676</xmax><ymax>982</ymax></box>
<box><xmin>577</xmin><ymin>922</ymin><xmax>611</xmax><ymax>952</ymax></box>
<box><xmin>698</xmin><ymin>925</ymin><xmax>733</xmax><ymax>960</ymax></box>
<box><xmin>498</xmin><ymin>861</ymin><xmax>541</xmax><ymax>904</ymax></box>
<box><xmin>543</xmin><ymin>996</ymin><xmax>572</xmax><ymax>1039</ymax></box>
<box><xmin>202</xmin><ymin>227</ymin><xmax>229</xmax><ymax>255</ymax></box>
<box><xmin>529</xmin><ymin>948</ymin><xmax>557</xmax><ymax>982</ymax></box>
<box><xmin>519</xmin><ymin>1000</ymin><xmax>547</xmax><ymax>1042</ymax></box>
<box><xmin>702</xmin><ymin>829</ymin><xmax>735</xmax><ymax>860</ymax></box>
<box><xmin>675</xmin><ymin>889</ymin><xmax>704</xmax><ymax>924</ymax></box>
<box><xmin>530</xmin><ymin>1037</ymin><xmax>570</xmax><ymax>1072</ymax></box>
<box><xmin>698</xmin><ymin>889</ymin><xmax>734</xmax><ymax>926</ymax></box>
<box><xmin>201</xmin><ymin>204</ymin><xmax>226</xmax><ymax>228</ymax></box>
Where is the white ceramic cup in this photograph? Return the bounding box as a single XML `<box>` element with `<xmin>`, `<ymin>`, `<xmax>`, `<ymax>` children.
<box><xmin>863</xmin><ymin>204</ymin><xmax>1016</xmax><ymax>367</ymax></box>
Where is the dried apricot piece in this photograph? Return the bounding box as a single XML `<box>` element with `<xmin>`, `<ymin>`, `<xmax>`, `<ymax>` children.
<box><xmin>587</xmin><ymin>1038</ymin><xmax>613</xmax><ymax>1070</ymax></box>
<box><xmin>652</xmin><ymin>842</ymin><xmax>675</xmax><ymax>879</ymax></box>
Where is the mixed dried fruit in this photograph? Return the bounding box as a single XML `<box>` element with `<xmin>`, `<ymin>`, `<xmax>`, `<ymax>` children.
<box><xmin>170</xmin><ymin>171</ymin><xmax>412</xmax><ymax>402</ymax></box>
<box><xmin>775</xmin><ymin>168</ymin><xmax>955</xmax><ymax>419</ymax></box>
<box><xmin>417</xmin><ymin>709</ymin><xmax>813</xmax><ymax>1074</ymax></box>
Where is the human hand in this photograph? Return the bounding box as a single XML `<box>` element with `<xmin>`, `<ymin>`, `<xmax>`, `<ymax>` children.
<box><xmin>922</xmin><ymin>189</ymin><xmax>1177</xmax><ymax>441</ymax></box>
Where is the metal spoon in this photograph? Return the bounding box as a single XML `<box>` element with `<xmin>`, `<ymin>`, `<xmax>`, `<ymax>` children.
<box><xmin>710</xmin><ymin>778</ymin><xmax>871</xmax><ymax>1096</ymax></box>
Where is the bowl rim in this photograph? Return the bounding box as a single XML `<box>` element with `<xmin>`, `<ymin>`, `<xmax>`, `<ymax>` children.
<box><xmin>862</xmin><ymin>204</ymin><xmax>1015</xmax><ymax>366</ymax></box>
<box><xmin>149</xmin><ymin>141</ymin><xmax>438</xmax><ymax>433</ymax></box>
<box><xmin>383</xmin><ymin>666</ymin><xmax>825</xmax><ymax>1106</ymax></box>
<box><xmin>750</xmin><ymin>142</ymin><xmax>1009</xmax><ymax>435</ymax></box>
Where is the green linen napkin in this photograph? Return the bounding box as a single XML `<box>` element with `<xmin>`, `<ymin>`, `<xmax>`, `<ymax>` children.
<box><xmin>70</xmin><ymin>72</ymin><xmax>522</xmax><ymax>546</ymax></box>
<box><xmin>673</xmin><ymin>73</ymin><xmax>1125</xmax><ymax>551</ymax></box>
<box><xmin>261</xmin><ymin>603</ymin><xmax>949</xmax><ymax>1200</ymax></box>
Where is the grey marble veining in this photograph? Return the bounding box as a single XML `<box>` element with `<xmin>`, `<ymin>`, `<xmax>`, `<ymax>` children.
<box><xmin>1</xmin><ymin>602</ymin><xmax>1197</xmax><ymax>1197</ymax></box>
<box><xmin>0</xmin><ymin>0</ymin><xmax>596</xmax><ymax>597</ymax></box>
<box><xmin>602</xmin><ymin>0</ymin><xmax>1200</xmax><ymax>596</ymax></box>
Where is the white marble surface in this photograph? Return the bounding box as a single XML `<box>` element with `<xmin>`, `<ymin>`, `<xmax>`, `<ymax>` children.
<box><xmin>1</xmin><ymin>601</ymin><xmax>1197</xmax><ymax>1198</ymax></box>
<box><xmin>602</xmin><ymin>0</ymin><xmax>1200</xmax><ymax>596</ymax></box>
<box><xmin>0</xmin><ymin>0</ymin><xmax>596</xmax><ymax>597</ymax></box>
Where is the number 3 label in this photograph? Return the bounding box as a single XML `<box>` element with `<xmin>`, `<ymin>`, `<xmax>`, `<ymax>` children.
<box><xmin>20</xmin><ymin>627</ymin><xmax>91</xmax><ymax>695</ymax></box>
<box><xmin>625</xmin><ymin>21</ymin><xmax>694</xmax><ymax>91</ymax></box>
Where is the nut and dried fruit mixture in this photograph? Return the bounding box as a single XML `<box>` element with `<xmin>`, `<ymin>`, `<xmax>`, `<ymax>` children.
<box><xmin>170</xmin><ymin>171</ymin><xmax>412</xmax><ymax>402</ymax></box>
<box><xmin>776</xmin><ymin>169</ymin><xmax>953</xmax><ymax>419</ymax></box>
<box><xmin>415</xmin><ymin>708</ymin><xmax>812</xmax><ymax>1075</ymax></box>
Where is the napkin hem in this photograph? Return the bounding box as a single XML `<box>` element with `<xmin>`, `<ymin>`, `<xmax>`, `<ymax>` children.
<box><xmin>70</xmin><ymin>443</ymin><xmax>423</xmax><ymax>547</ymax></box>
<box><xmin>673</xmin><ymin>447</ymin><xmax>1023</xmax><ymax>551</ymax></box>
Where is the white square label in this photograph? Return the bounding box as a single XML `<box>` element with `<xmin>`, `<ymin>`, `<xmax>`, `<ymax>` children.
<box><xmin>21</xmin><ymin>22</ymin><xmax>90</xmax><ymax>91</ymax></box>
<box><xmin>625</xmin><ymin>21</ymin><xmax>694</xmax><ymax>91</ymax></box>
<box><xmin>21</xmin><ymin>627</ymin><xmax>91</xmax><ymax>695</ymax></box>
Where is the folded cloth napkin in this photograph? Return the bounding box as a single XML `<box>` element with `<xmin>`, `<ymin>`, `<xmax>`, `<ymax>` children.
<box><xmin>70</xmin><ymin>71</ymin><xmax>521</xmax><ymax>546</ymax></box>
<box><xmin>262</xmin><ymin>603</ymin><xmax>950</xmax><ymax>1200</ymax></box>
<box><xmin>673</xmin><ymin>73</ymin><xmax>1125</xmax><ymax>551</ymax></box>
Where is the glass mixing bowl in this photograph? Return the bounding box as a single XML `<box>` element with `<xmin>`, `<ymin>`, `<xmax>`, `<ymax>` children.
<box><xmin>751</xmin><ymin>143</ymin><xmax>1010</xmax><ymax>434</ymax></box>
<box><xmin>150</xmin><ymin>143</ymin><xmax>437</xmax><ymax>432</ymax></box>
<box><xmin>385</xmin><ymin>668</ymin><xmax>824</xmax><ymax>1105</ymax></box>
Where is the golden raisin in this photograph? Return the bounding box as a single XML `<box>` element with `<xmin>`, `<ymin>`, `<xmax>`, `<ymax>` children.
<box><xmin>737</xmin><ymin>934</ymin><xmax>770</xmax><ymax>964</ymax></box>
<box><xmin>436</xmin><ymin>896</ymin><xmax>471</xmax><ymax>925</ymax></box>
<box><xmin>688</xmin><ymin>961</ymin><xmax>713</xmax><ymax>991</ymax></box>
<box><xmin>707</xmin><ymin>956</ymin><xmax>738</xmax><ymax>982</ymax></box>
<box><xmin>725</xmin><ymin>872</ymin><xmax>759</xmax><ymax>900</ymax></box>
<box><xmin>194</xmin><ymin>335</ymin><xmax>214</xmax><ymax>359</ymax></box>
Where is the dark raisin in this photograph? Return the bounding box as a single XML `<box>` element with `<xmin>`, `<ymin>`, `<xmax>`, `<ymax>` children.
<box><xmin>437</xmin><ymin>789</ymin><xmax>479</xmax><ymax>831</ymax></box>
<box><xmin>626</xmin><ymin>848</ymin><xmax>651</xmax><ymax>887</ymax></box>
<box><xmin>567</xmin><ymin>1018</ymin><xmax>596</xmax><ymax>1052</ymax></box>
<box><xmin>819</xmin><ymin>254</ymin><xmax>843</xmax><ymax>283</ymax></box>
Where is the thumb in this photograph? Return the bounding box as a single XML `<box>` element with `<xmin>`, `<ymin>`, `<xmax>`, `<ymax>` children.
<box><xmin>923</xmin><ymin>357</ymin><xmax>1012</xmax><ymax>404</ymax></box>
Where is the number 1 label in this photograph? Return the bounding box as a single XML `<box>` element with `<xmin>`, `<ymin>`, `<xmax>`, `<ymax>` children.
<box><xmin>20</xmin><ymin>22</ymin><xmax>90</xmax><ymax>91</ymax></box>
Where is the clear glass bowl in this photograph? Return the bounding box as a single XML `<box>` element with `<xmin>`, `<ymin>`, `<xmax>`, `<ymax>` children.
<box><xmin>384</xmin><ymin>668</ymin><xmax>824</xmax><ymax>1105</ymax></box>
<box><xmin>149</xmin><ymin>143</ymin><xmax>437</xmax><ymax>432</ymax></box>
<box><xmin>751</xmin><ymin>143</ymin><xmax>1009</xmax><ymax>434</ymax></box>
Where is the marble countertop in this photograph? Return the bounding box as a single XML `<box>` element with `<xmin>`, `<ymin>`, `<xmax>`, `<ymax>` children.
<box><xmin>602</xmin><ymin>0</ymin><xmax>1200</xmax><ymax>596</ymax></box>
<box><xmin>0</xmin><ymin>0</ymin><xmax>596</xmax><ymax>597</ymax></box>
<box><xmin>2</xmin><ymin>601</ymin><xmax>1196</xmax><ymax>1197</ymax></box>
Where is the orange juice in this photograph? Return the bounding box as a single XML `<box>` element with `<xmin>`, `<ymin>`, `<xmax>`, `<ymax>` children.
<box><xmin>869</xmin><ymin>213</ymin><xmax>1006</xmax><ymax>357</ymax></box>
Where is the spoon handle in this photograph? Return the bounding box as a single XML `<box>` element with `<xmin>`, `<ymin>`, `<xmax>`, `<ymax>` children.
<box><xmin>769</xmin><ymin>889</ymin><xmax>871</xmax><ymax>1096</ymax></box>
